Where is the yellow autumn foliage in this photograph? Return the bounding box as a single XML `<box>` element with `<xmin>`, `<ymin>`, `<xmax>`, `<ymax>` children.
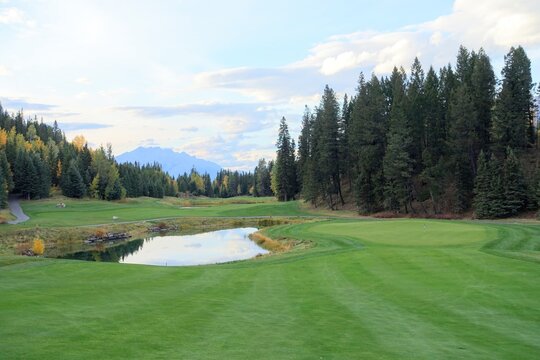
<box><xmin>0</xmin><ymin>129</ymin><xmax>7</xmax><ymax>147</ymax></box>
<box><xmin>32</xmin><ymin>238</ymin><xmax>45</xmax><ymax>256</ymax></box>
<box><xmin>72</xmin><ymin>135</ymin><xmax>86</xmax><ymax>151</ymax></box>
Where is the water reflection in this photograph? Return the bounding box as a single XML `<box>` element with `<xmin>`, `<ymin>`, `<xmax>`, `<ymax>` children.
<box><xmin>62</xmin><ymin>239</ymin><xmax>144</xmax><ymax>263</ymax></box>
<box><xmin>61</xmin><ymin>228</ymin><xmax>268</xmax><ymax>266</ymax></box>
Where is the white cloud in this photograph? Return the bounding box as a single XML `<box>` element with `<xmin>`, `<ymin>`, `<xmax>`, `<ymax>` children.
<box><xmin>196</xmin><ymin>0</ymin><xmax>540</xmax><ymax>108</ymax></box>
<box><xmin>0</xmin><ymin>7</ymin><xmax>24</xmax><ymax>24</ymax></box>
<box><xmin>75</xmin><ymin>77</ymin><xmax>90</xmax><ymax>84</ymax></box>
<box><xmin>421</xmin><ymin>0</ymin><xmax>540</xmax><ymax>49</ymax></box>
<box><xmin>0</xmin><ymin>65</ymin><xmax>10</xmax><ymax>76</ymax></box>
<box><xmin>0</xmin><ymin>7</ymin><xmax>35</xmax><ymax>28</ymax></box>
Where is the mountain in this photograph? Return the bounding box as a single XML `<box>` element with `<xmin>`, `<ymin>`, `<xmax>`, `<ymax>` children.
<box><xmin>116</xmin><ymin>147</ymin><xmax>222</xmax><ymax>178</ymax></box>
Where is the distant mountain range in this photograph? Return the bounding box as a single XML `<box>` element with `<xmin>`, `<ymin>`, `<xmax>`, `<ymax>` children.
<box><xmin>117</xmin><ymin>147</ymin><xmax>222</xmax><ymax>178</ymax></box>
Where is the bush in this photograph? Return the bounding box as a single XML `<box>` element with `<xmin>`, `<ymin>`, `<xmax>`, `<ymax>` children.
<box><xmin>32</xmin><ymin>238</ymin><xmax>45</xmax><ymax>256</ymax></box>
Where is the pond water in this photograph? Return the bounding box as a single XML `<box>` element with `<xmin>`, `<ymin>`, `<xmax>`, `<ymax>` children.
<box><xmin>61</xmin><ymin>227</ymin><xmax>268</xmax><ymax>266</ymax></box>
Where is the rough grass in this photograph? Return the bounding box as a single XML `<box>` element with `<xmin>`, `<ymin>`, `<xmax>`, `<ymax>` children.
<box><xmin>1</xmin><ymin>219</ymin><xmax>539</xmax><ymax>359</ymax></box>
<box><xmin>249</xmin><ymin>231</ymin><xmax>291</xmax><ymax>252</ymax></box>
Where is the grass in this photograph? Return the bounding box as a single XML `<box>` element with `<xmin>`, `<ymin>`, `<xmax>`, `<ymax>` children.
<box><xmin>1</xmin><ymin>218</ymin><xmax>539</xmax><ymax>359</ymax></box>
<box><xmin>1</xmin><ymin>196</ymin><xmax>312</xmax><ymax>229</ymax></box>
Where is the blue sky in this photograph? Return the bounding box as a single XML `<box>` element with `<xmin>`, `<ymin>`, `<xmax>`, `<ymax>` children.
<box><xmin>0</xmin><ymin>0</ymin><xmax>539</xmax><ymax>170</ymax></box>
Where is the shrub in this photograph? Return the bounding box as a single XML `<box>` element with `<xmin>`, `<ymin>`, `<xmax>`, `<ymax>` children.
<box><xmin>32</xmin><ymin>238</ymin><xmax>45</xmax><ymax>256</ymax></box>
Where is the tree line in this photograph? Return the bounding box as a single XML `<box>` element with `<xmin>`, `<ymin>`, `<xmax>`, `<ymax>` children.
<box><xmin>272</xmin><ymin>45</ymin><xmax>540</xmax><ymax>218</ymax></box>
<box><xmin>0</xmin><ymin>109</ymin><xmax>275</xmax><ymax>208</ymax></box>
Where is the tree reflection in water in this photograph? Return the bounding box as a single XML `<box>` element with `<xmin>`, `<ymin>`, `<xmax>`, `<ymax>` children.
<box><xmin>61</xmin><ymin>239</ymin><xmax>145</xmax><ymax>263</ymax></box>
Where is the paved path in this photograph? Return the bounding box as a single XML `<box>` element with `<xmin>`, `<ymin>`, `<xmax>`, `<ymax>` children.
<box><xmin>7</xmin><ymin>196</ymin><xmax>30</xmax><ymax>225</ymax></box>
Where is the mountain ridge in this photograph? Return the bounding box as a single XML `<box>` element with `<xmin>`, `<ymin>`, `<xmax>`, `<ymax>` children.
<box><xmin>116</xmin><ymin>146</ymin><xmax>222</xmax><ymax>178</ymax></box>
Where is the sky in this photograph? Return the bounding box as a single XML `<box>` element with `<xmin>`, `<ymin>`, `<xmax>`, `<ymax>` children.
<box><xmin>0</xmin><ymin>0</ymin><xmax>539</xmax><ymax>171</ymax></box>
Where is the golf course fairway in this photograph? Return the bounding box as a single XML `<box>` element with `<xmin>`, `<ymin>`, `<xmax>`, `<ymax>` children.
<box><xmin>1</xmin><ymin>219</ymin><xmax>539</xmax><ymax>359</ymax></box>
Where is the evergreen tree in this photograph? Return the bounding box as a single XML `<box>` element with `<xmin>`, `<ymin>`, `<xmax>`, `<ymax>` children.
<box><xmin>349</xmin><ymin>74</ymin><xmax>386</xmax><ymax>213</ymax></box>
<box><xmin>254</xmin><ymin>158</ymin><xmax>272</xmax><ymax>197</ymax></box>
<box><xmin>383</xmin><ymin>68</ymin><xmax>413</xmax><ymax>212</ymax></box>
<box><xmin>492</xmin><ymin>46</ymin><xmax>535</xmax><ymax>151</ymax></box>
<box><xmin>105</xmin><ymin>177</ymin><xmax>126</xmax><ymax>200</ymax></box>
<box><xmin>203</xmin><ymin>174</ymin><xmax>213</xmax><ymax>197</ymax></box>
<box><xmin>297</xmin><ymin>106</ymin><xmax>313</xmax><ymax>193</ymax></box>
<box><xmin>503</xmin><ymin>147</ymin><xmax>527</xmax><ymax>215</ymax></box>
<box><xmin>423</xmin><ymin>67</ymin><xmax>444</xmax><ymax>158</ymax></box>
<box><xmin>340</xmin><ymin>93</ymin><xmax>352</xmax><ymax>184</ymax></box>
<box><xmin>439</xmin><ymin>64</ymin><xmax>456</xmax><ymax>141</ymax></box>
<box><xmin>0</xmin><ymin>149</ymin><xmax>13</xmax><ymax>192</ymax></box>
<box><xmin>455</xmin><ymin>45</ymin><xmax>475</xmax><ymax>87</ymax></box>
<box><xmin>473</xmin><ymin>151</ymin><xmax>491</xmax><ymax>218</ymax></box>
<box><xmin>0</xmin><ymin>167</ymin><xmax>8</xmax><ymax>209</ymax></box>
<box><xmin>63</xmin><ymin>159</ymin><xmax>86</xmax><ymax>198</ymax></box>
<box><xmin>316</xmin><ymin>85</ymin><xmax>344</xmax><ymax>208</ymax></box>
<box><xmin>421</xmin><ymin>67</ymin><xmax>447</xmax><ymax>212</ymax></box>
<box><xmin>34</xmin><ymin>153</ymin><xmax>51</xmax><ymax>199</ymax></box>
<box><xmin>470</xmin><ymin>48</ymin><xmax>496</xmax><ymax>153</ymax></box>
<box><xmin>274</xmin><ymin>117</ymin><xmax>297</xmax><ymax>201</ymax></box>
<box><xmin>486</xmin><ymin>155</ymin><xmax>506</xmax><ymax>217</ymax></box>
<box><xmin>449</xmin><ymin>85</ymin><xmax>476</xmax><ymax>211</ymax></box>
<box><xmin>407</xmin><ymin>57</ymin><xmax>425</xmax><ymax>172</ymax></box>
<box><xmin>298</xmin><ymin>106</ymin><xmax>321</xmax><ymax>204</ymax></box>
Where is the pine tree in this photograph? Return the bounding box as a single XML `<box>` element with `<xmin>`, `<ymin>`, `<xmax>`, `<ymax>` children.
<box><xmin>254</xmin><ymin>158</ymin><xmax>272</xmax><ymax>197</ymax></box>
<box><xmin>492</xmin><ymin>46</ymin><xmax>534</xmax><ymax>151</ymax></box>
<box><xmin>34</xmin><ymin>153</ymin><xmax>50</xmax><ymax>199</ymax></box>
<box><xmin>0</xmin><ymin>149</ymin><xmax>13</xmax><ymax>192</ymax></box>
<box><xmin>105</xmin><ymin>177</ymin><xmax>126</xmax><ymax>200</ymax></box>
<box><xmin>423</xmin><ymin>67</ymin><xmax>444</xmax><ymax>158</ymax></box>
<box><xmin>449</xmin><ymin>85</ymin><xmax>476</xmax><ymax>211</ymax></box>
<box><xmin>340</xmin><ymin>93</ymin><xmax>352</xmax><ymax>184</ymax></box>
<box><xmin>470</xmin><ymin>48</ymin><xmax>496</xmax><ymax>153</ymax></box>
<box><xmin>503</xmin><ymin>147</ymin><xmax>527</xmax><ymax>215</ymax></box>
<box><xmin>297</xmin><ymin>106</ymin><xmax>313</xmax><ymax>194</ymax></box>
<box><xmin>0</xmin><ymin>167</ymin><xmax>8</xmax><ymax>209</ymax></box>
<box><xmin>439</xmin><ymin>64</ymin><xmax>456</xmax><ymax>141</ymax></box>
<box><xmin>455</xmin><ymin>45</ymin><xmax>475</xmax><ymax>87</ymax></box>
<box><xmin>383</xmin><ymin>68</ymin><xmax>413</xmax><ymax>212</ymax></box>
<box><xmin>473</xmin><ymin>151</ymin><xmax>491</xmax><ymax>218</ymax></box>
<box><xmin>63</xmin><ymin>159</ymin><xmax>86</xmax><ymax>198</ymax></box>
<box><xmin>316</xmin><ymin>85</ymin><xmax>344</xmax><ymax>208</ymax></box>
<box><xmin>274</xmin><ymin>117</ymin><xmax>297</xmax><ymax>201</ymax></box>
<box><xmin>349</xmin><ymin>74</ymin><xmax>386</xmax><ymax>213</ymax></box>
<box><xmin>486</xmin><ymin>154</ymin><xmax>506</xmax><ymax>218</ymax></box>
<box><xmin>407</xmin><ymin>57</ymin><xmax>425</xmax><ymax>172</ymax></box>
<box><xmin>19</xmin><ymin>151</ymin><xmax>39</xmax><ymax>200</ymax></box>
<box><xmin>421</xmin><ymin>67</ymin><xmax>447</xmax><ymax>213</ymax></box>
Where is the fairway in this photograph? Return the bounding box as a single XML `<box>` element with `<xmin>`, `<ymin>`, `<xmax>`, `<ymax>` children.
<box><xmin>2</xmin><ymin>196</ymin><xmax>312</xmax><ymax>228</ymax></box>
<box><xmin>1</xmin><ymin>219</ymin><xmax>539</xmax><ymax>359</ymax></box>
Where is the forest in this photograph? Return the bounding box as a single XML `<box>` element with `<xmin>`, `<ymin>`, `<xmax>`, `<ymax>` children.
<box><xmin>271</xmin><ymin>45</ymin><xmax>540</xmax><ymax>218</ymax></box>
<box><xmin>0</xmin><ymin>112</ymin><xmax>263</xmax><ymax>208</ymax></box>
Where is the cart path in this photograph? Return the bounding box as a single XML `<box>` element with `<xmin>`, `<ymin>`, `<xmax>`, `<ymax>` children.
<box><xmin>7</xmin><ymin>196</ymin><xmax>30</xmax><ymax>225</ymax></box>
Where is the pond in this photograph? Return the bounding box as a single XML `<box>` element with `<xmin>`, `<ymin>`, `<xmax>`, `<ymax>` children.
<box><xmin>60</xmin><ymin>227</ymin><xmax>268</xmax><ymax>266</ymax></box>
